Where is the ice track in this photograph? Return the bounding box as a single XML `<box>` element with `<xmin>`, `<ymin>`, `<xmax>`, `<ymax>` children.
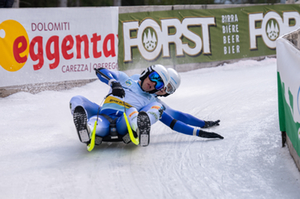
<box><xmin>1</xmin><ymin>58</ymin><xmax>300</xmax><ymax>199</ymax></box>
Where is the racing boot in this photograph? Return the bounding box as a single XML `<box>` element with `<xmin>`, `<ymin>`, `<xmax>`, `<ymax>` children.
<box><xmin>73</xmin><ymin>106</ymin><xmax>90</xmax><ymax>143</ymax></box>
<box><xmin>137</xmin><ymin>111</ymin><xmax>151</xmax><ymax>147</ymax></box>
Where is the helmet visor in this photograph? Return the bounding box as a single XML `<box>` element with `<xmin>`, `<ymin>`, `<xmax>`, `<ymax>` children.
<box><xmin>148</xmin><ymin>71</ymin><xmax>164</xmax><ymax>90</ymax></box>
<box><xmin>166</xmin><ymin>82</ymin><xmax>175</xmax><ymax>94</ymax></box>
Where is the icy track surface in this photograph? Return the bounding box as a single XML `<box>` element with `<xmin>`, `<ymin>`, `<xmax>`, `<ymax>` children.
<box><xmin>1</xmin><ymin>58</ymin><xmax>300</xmax><ymax>199</ymax></box>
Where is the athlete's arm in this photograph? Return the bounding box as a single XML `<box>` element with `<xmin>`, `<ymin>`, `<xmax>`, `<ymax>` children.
<box><xmin>94</xmin><ymin>68</ymin><xmax>124</xmax><ymax>98</ymax></box>
<box><xmin>160</xmin><ymin>112</ymin><xmax>223</xmax><ymax>139</ymax></box>
<box><xmin>159</xmin><ymin>100</ymin><xmax>220</xmax><ymax>128</ymax></box>
<box><xmin>95</xmin><ymin>68</ymin><xmax>119</xmax><ymax>86</ymax></box>
<box><xmin>159</xmin><ymin>100</ymin><xmax>205</xmax><ymax>127</ymax></box>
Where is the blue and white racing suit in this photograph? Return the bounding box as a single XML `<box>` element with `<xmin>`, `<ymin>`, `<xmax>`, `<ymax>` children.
<box><xmin>70</xmin><ymin>69</ymin><xmax>163</xmax><ymax>138</ymax></box>
<box><xmin>130</xmin><ymin>74</ymin><xmax>207</xmax><ymax>137</ymax></box>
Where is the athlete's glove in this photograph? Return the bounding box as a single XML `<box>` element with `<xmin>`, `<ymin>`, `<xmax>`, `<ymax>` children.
<box><xmin>111</xmin><ymin>81</ymin><xmax>125</xmax><ymax>98</ymax></box>
<box><xmin>198</xmin><ymin>129</ymin><xmax>224</xmax><ymax>139</ymax></box>
<box><xmin>202</xmin><ymin>120</ymin><xmax>220</xmax><ymax>128</ymax></box>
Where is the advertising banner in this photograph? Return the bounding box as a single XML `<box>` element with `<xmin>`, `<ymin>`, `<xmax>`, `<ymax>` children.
<box><xmin>118</xmin><ymin>5</ymin><xmax>300</xmax><ymax>70</ymax></box>
<box><xmin>0</xmin><ymin>7</ymin><xmax>118</xmax><ymax>87</ymax></box>
<box><xmin>277</xmin><ymin>34</ymin><xmax>300</xmax><ymax>156</ymax></box>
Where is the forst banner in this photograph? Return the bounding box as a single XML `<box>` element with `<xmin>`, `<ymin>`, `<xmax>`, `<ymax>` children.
<box><xmin>118</xmin><ymin>4</ymin><xmax>300</xmax><ymax>70</ymax></box>
<box><xmin>0</xmin><ymin>7</ymin><xmax>118</xmax><ymax>87</ymax></box>
<box><xmin>277</xmin><ymin>36</ymin><xmax>300</xmax><ymax>156</ymax></box>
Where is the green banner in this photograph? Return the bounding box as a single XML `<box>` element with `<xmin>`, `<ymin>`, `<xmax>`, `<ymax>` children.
<box><xmin>118</xmin><ymin>4</ymin><xmax>300</xmax><ymax>70</ymax></box>
<box><xmin>278</xmin><ymin>72</ymin><xmax>300</xmax><ymax>156</ymax></box>
<box><xmin>277</xmin><ymin>35</ymin><xmax>300</xmax><ymax>157</ymax></box>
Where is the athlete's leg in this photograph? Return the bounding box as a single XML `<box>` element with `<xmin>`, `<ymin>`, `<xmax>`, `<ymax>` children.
<box><xmin>116</xmin><ymin>106</ymin><xmax>154</xmax><ymax>147</ymax></box>
<box><xmin>118</xmin><ymin>103</ymin><xmax>163</xmax><ymax>133</ymax></box>
<box><xmin>140</xmin><ymin>102</ymin><xmax>163</xmax><ymax>125</ymax></box>
<box><xmin>87</xmin><ymin>115</ymin><xmax>110</xmax><ymax>138</ymax></box>
<box><xmin>73</xmin><ymin>107</ymin><xmax>111</xmax><ymax>144</ymax></box>
<box><xmin>70</xmin><ymin>95</ymin><xmax>100</xmax><ymax>118</ymax></box>
<box><xmin>116</xmin><ymin>107</ymin><xmax>138</xmax><ymax>135</ymax></box>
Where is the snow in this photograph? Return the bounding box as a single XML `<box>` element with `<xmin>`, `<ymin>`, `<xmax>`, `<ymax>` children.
<box><xmin>1</xmin><ymin>58</ymin><xmax>300</xmax><ymax>199</ymax></box>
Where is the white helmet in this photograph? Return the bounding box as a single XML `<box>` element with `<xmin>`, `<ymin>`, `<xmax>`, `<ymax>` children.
<box><xmin>166</xmin><ymin>68</ymin><xmax>181</xmax><ymax>94</ymax></box>
<box><xmin>140</xmin><ymin>64</ymin><xmax>170</xmax><ymax>94</ymax></box>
